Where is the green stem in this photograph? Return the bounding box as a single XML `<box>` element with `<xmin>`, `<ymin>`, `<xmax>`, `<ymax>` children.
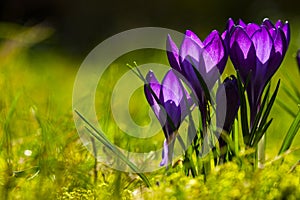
<box><xmin>257</xmin><ymin>134</ymin><xmax>266</xmax><ymax>169</ymax></box>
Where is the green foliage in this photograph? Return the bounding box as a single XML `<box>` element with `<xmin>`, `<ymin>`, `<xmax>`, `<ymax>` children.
<box><xmin>278</xmin><ymin>109</ymin><xmax>300</xmax><ymax>155</ymax></box>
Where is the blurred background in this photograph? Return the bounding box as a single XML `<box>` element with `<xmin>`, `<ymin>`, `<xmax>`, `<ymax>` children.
<box><xmin>1</xmin><ymin>0</ymin><xmax>300</xmax><ymax>56</ymax></box>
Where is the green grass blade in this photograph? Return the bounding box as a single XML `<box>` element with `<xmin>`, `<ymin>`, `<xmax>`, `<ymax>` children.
<box><xmin>220</xmin><ymin>130</ymin><xmax>237</xmax><ymax>156</ymax></box>
<box><xmin>236</xmin><ymin>72</ymin><xmax>249</xmax><ymax>143</ymax></box>
<box><xmin>255</xmin><ymin>80</ymin><xmax>280</xmax><ymax>137</ymax></box>
<box><xmin>233</xmin><ymin>119</ymin><xmax>240</xmax><ymax>154</ymax></box>
<box><xmin>75</xmin><ymin>110</ymin><xmax>151</xmax><ymax>187</ymax></box>
<box><xmin>252</xmin><ymin>119</ymin><xmax>273</xmax><ymax>147</ymax></box>
<box><xmin>282</xmin><ymin>85</ymin><xmax>299</xmax><ymax>105</ymax></box>
<box><xmin>249</xmin><ymin>81</ymin><xmax>280</xmax><ymax>147</ymax></box>
<box><xmin>288</xmin><ymin>81</ymin><xmax>300</xmax><ymax>101</ymax></box>
<box><xmin>278</xmin><ymin>109</ymin><xmax>300</xmax><ymax>155</ymax></box>
<box><xmin>282</xmin><ymin>70</ymin><xmax>300</xmax><ymax>100</ymax></box>
<box><xmin>277</xmin><ymin>98</ymin><xmax>297</xmax><ymax>117</ymax></box>
<box><xmin>1</xmin><ymin>92</ymin><xmax>21</xmax><ymax>164</ymax></box>
<box><xmin>249</xmin><ymin>83</ymin><xmax>271</xmax><ymax>144</ymax></box>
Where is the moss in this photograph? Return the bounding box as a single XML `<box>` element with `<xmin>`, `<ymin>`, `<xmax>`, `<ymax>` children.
<box><xmin>141</xmin><ymin>160</ymin><xmax>300</xmax><ymax>200</ymax></box>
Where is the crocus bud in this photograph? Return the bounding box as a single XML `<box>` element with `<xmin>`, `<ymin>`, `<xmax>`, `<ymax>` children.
<box><xmin>144</xmin><ymin>69</ymin><xmax>193</xmax><ymax>166</ymax></box>
<box><xmin>216</xmin><ymin>75</ymin><xmax>240</xmax><ymax>133</ymax></box>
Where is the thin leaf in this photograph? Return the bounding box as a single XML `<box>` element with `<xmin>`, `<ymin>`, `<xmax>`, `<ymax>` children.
<box><xmin>219</xmin><ymin>130</ymin><xmax>237</xmax><ymax>156</ymax></box>
<box><xmin>282</xmin><ymin>70</ymin><xmax>300</xmax><ymax>100</ymax></box>
<box><xmin>176</xmin><ymin>134</ymin><xmax>186</xmax><ymax>150</ymax></box>
<box><xmin>255</xmin><ymin>80</ymin><xmax>280</xmax><ymax>137</ymax></box>
<box><xmin>236</xmin><ymin>71</ymin><xmax>249</xmax><ymax>143</ymax></box>
<box><xmin>184</xmin><ymin>145</ymin><xmax>197</xmax><ymax>177</ymax></box>
<box><xmin>265</xmin><ymin>147</ymin><xmax>300</xmax><ymax>166</ymax></box>
<box><xmin>252</xmin><ymin>119</ymin><xmax>273</xmax><ymax>147</ymax></box>
<box><xmin>278</xmin><ymin>109</ymin><xmax>300</xmax><ymax>155</ymax></box>
<box><xmin>288</xmin><ymin>81</ymin><xmax>300</xmax><ymax>101</ymax></box>
<box><xmin>249</xmin><ymin>83</ymin><xmax>271</xmax><ymax>144</ymax></box>
<box><xmin>233</xmin><ymin>118</ymin><xmax>240</xmax><ymax>154</ymax></box>
<box><xmin>282</xmin><ymin>85</ymin><xmax>299</xmax><ymax>105</ymax></box>
<box><xmin>277</xmin><ymin>98</ymin><xmax>297</xmax><ymax>118</ymax></box>
<box><xmin>75</xmin><ymin>110</ymin><xmax>151</xmax><ymax>187</ymax></box>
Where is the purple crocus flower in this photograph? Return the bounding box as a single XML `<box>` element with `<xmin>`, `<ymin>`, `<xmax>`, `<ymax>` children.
<box><xmin>228</xmin><ymin>18</ymin><xmax>290</xmax><ymax>124</ymax></box>
<box><xmin>144</xmin><ymin>69</ymin><xmax>193</xmax><ymax>166</ymax></box>
<box><xmin>216</xmin><ymin>75</ymin><xmax>240</xmax><ymax>147</ymax></box>
<box><xmin>167</xmin><ymin>30</ymin><xmax>228</xmax><ymax>127</ymax></box>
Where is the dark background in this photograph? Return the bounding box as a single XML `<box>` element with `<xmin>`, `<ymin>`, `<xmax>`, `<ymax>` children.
<box><xmin>1</xmin><ymin>0</ymin><xmax>300</xmax><ymax>56</ymax></box>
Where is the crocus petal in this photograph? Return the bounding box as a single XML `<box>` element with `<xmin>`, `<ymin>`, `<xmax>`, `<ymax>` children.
<box><xmin>230</xmin><ymin>27</ymin><xmax>253</xmax><ymax>59</ymax></box>
<box><xmin>264</xmin><ymin>19</ymin><xmax>290</xmax><ymax>46</ymax></box>
<box><xmin>251</xmin><ymin>27</ymin><xmax>274</xmax><ymax>98</ymax></box>
<box><xmin>227</xmin><ymin>18</ymin><xmax>235</xmax><ymax>32</ymax></box>
<box><xmin>251</xmin><ymin>27</ymin><xmax>274</xmax><ymax>64</ymax></box>
<box><xmin>275</xmin><ymin>19</ymin><xmax>284</xmax><ymax>28</ymax></box>
<box><xmin>221</xmin><ymin>30</ymin><xmax>228</xmax><ymax>41</ymax></box>
<box><xmin>179</xmin><ymin>32</ymin><xmax>205</xmax><ymax>93</ymax></box>
<box><xmin>262</xmin><ymin>18</ymin><xmax>275</xmax><ymax>29</ymax></box>
<box><xmin>159</xmin><ymin>70</ymin><xmax>186</xmax><ymax>133</ymax></box>
<box><xmin>281</xmin><ymin>22</ymin><xmax>290</xmax><ymax>46</ymax></box>
<box><xmin>160</xmin><ymin>139</ymin><xmax>169</xmax><ymax>166</ymax></box>
<box><xmin>229</xmin><ymin>26</ymin><xmax>256</xmax><ymax>82</ymax></box>
<box><xmin>245</xmin><ymin>23</ymin><xmax>260</xmax><ymax>37</ymax></box>
<box><xmin>144</xmin><ymin>71</ymin><xmax>161</xmax><ymax>118</ymax></box>
<box><xmin>163</xmin><ymin>100</ymin><xmax>181</xmax><ymax>132</ymax></box>
<box><xmin>202</xmin><ymin>30</ymin><xmax>226</xmax><ymax>73</ymax></box>
<box><xmin>160</xmin><ymin>137</ymin><xmax>176</xmax><ymax>167</ymax></box>
<box><xmin>238</xmin><ymin>19</ymin><xmax>247</xmax><ymax>27</ymax></box>
<box><xmin>275</xmin><ymin>20</ymin><xmax>290</xmax><ymax>45</ymax></box>
<box><xmin>179</xmin><ymin>30</ymin><xmax>203</xmax><ymax>65</ymax></box>
<box><xmin>145</xmin><ymin>71</ymin><xmax>160</xmax><ymax>105</ymax></box>
<box><xmin>221</xmin><ymin>29</ymin><xmax>230</xmax><ymax>56</ymax></box>
<box><xmin>263</xmin><ymin>19</ymin><xmax>280</xmax><ymax>41</ymax></box>
<box><xmin>167</xmin><ymin>34</ymin><xmax>181</xmax><ymax>73</ymax></box>
<box><xmin>146</xmin><ymin>70</ymin><xmax>159</xmax><ymax>84</ymax></box>
<box><xmin>179</xmin><ymin>54</ymin><xmax>204</xmax><ymax>102</ymax></box>
<box><xmin>267</xmin><ymin>28</ymin><xmax>277</xmax><ymax>40</ymax></box>
<box><xmin>222</xmin><ymin>28</ymin><xmax>229</xmax><ymax>42</ymax></box>
<box><xmin>267</xmin><ymin>29</ymin><xmax>286</xmax><ymax>80</ymax></box>
<box><xmin>273</xmin><ymin>28</ymin><xmax>287</xmax><ymax>55</ymax></box>
<box><xmin>160</xmin><ymin>70</ymin><xmax>183</xmax><ymax>105</ymax></box>
<box><xmin>185</xmin><ymin>30</ymin><xmax>203</xmax><ymax>48</ymax></box>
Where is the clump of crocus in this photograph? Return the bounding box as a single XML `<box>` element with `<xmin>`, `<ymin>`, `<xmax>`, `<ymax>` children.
<box><xmin>228</xmin><ymin>18</ymin><xmax>290</xmax><ymax>124</ymax></box>
<box><xmin>144</xmin><ymin>69</ymin><xmax>193</xmax><ymax>166</ymax></box>
<box><xmin>167</xmin><ymin>30</ymin><xmax>228</xmax><ymax>128</ymax></box>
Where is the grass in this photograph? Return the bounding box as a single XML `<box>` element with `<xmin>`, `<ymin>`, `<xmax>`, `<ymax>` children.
<box><xmin>0</xmin><ymin>22</ymin><xmax>299</xmax><ymax>199</ymax></box>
